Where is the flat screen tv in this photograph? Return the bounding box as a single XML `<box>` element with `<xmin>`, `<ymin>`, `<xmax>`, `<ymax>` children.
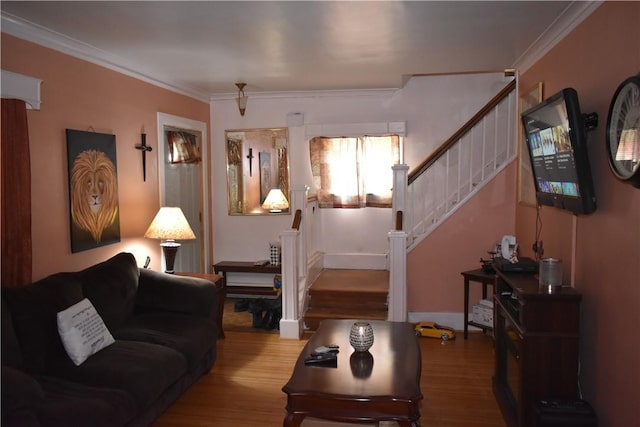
<box><xmin>521</xmin><ymin>88</ymin><xmax>597</xmax><ymax>215</ymax></box>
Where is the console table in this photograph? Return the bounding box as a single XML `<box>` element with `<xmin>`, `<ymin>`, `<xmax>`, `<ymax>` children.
<box><xmin>213</xmin><ymin>261</ymin><xmax>281</xmax><ymax>296</ymax></box>
<box><xmin>461</xmin><ymin>268</ymin><xmax>495</xmax><ymax>339</ymax></box>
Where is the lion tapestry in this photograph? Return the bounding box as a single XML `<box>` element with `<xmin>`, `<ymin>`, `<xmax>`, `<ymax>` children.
<box><xmin>66</xmin><ymin>129</ymin><xmax>121</xmax><ymax>253</ymax></box>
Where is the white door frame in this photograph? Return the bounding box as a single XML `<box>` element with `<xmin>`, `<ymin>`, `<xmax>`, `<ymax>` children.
<box><xmin>156</xmin><ymin>112</ymin><xmax>210</xmax><ymax>272</ymax></box>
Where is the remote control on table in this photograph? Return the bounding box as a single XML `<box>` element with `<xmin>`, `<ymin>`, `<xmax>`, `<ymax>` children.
<box><xmin>312</xmin><ymin>345</ymin><xmax>339</xmax><ymax>356</ymax></box>
<box><xmin>304</xmin><ymin>352</ymin><xmax>338</xmax><ymax>366</ymax></box>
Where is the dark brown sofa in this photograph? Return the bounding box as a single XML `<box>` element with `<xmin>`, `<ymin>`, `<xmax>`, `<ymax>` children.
<box><xmin>1</xmin><ymin>252</ymin><xmax>219</xmax><ymax>427</ymax></box>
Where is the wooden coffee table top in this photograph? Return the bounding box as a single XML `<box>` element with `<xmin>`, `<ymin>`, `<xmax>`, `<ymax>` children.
<box><xmin>282</xmin><ymin>319</ymin><xmax>422</xmax><ymax>426</ymax></box>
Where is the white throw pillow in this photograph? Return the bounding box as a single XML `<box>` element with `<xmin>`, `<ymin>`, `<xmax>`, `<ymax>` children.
<box><xmin>57</xmin><ymin>298</ymin><xmax>115</xmax><ymax>366</ymax></box>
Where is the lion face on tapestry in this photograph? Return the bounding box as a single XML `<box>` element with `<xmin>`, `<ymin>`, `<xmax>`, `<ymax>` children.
<box><xmin>70</xmin><ymin>150</ymin><xmax>118</xmax><ymax>243</ymax></box>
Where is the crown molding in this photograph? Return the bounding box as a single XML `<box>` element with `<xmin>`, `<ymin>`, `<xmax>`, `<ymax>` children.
<box><xmin>512</xmin><ymin>1</ymin><xmax>603</xmax><ymax>74</ymax></box>
<box><xmin>209</xmin><ymin>87</ymin><xmax>399</xmax><ymax>102</ymax></box>
<box><xmin>2</xmin><ymin>11</ymin><xmax>400</xmax><ymax>103</ymax></box>
<box><xmin>1</xmin><ymin>12</ymin><xmax>210</xmax><ymax>103</ymax></box>
<box><xmin>3</xmin><ymin>2</ymin><xmax>602</xmax><ymax>102</ymax></box>
<box><xmin>1</xmin><ymin>69</ymin><xmax>42</xmax><ymax>109</ymax></box>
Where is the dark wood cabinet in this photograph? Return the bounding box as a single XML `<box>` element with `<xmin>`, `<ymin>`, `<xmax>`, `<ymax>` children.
<box><xmin>493</xmin><ymin>268</ymin><xmax>582</xmax><ymax>427</ymax></box>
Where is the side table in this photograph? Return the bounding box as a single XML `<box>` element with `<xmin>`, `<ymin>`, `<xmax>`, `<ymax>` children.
<box><xmin>213</xmin><ymin>261</ymin><xmax>281</xmax><ymax>296</ymax></box>
<box><xmin>176</xmin><ymin>272</ymin><xmax>226</xmax><ymax>339</ymax></box>
<box><xmin>461</xmin><ymin>268</ymin><xmax>495</xmax><ymax>339</ymax></box>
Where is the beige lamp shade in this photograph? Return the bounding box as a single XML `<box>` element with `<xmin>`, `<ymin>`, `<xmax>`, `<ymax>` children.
<box><xmin>262</xmin><ymin>189</ymin><xmax>289</xmax><ymax>212</ymax></box>
<box><xmin>144</xmin><ymin>207</ymin><xmax>195</xmax><ymax>274</ymax></box>
<box><xmin>144</xmin><ymin>207</ymin><xmax>196</xmax><ymax>241</ymax></box>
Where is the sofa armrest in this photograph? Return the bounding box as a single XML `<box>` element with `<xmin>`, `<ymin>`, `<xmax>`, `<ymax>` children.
<box><xmin>136</xmin><ymin>269</ymin><xmax>219</xmax><ymax>320</ymax></box>
<box><xmin>1</xmin><ymin>366</ymin><xmax>44</xmax><ymax>422</ymax></box>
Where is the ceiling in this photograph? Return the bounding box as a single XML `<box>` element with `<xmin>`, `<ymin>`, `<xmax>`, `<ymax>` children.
<box><xmin>1</xmin><ymin>1</ymin><xmax>598</xmax><ymax>100</ymax></box>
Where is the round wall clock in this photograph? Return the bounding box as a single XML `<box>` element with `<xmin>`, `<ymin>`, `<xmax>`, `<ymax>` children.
<box><xmin>606</xmin><ymin>74</ymin><xmax>640</xmax><ymax>188</ymax></box>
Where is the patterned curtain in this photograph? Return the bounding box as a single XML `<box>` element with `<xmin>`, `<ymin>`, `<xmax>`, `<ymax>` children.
<box><xmin>309</xmin><ymin>135</ymin><xmax>400</xmax><ymax>208</ymax></box>
<box><xmin>1</xmin><ymin>99</ymin><xmax>32</xmax><ymax>287</ymax></box>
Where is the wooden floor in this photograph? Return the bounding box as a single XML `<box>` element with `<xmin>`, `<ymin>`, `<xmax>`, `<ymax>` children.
<box><xmin>152</xmin><ymin>330</ymin><xmax>505</xmax><ymax>427</ymax></box>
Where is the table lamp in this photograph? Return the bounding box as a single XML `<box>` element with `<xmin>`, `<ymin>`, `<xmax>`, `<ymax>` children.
<box><xmin>262</xmin><ymin>189</ymin><xmax>289</xmax><ymax>213</ymax></box>
<box><xmin>144</xmin><ymin>207</ymin><xmax>195</xmax><ymax>273</ymax></box>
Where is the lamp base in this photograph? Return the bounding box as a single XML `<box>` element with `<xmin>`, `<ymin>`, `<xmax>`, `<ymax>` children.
<box><xmin>160</xmin><ymin>241</ymin><xmax>181</xmax><ymax>274</ymax></box>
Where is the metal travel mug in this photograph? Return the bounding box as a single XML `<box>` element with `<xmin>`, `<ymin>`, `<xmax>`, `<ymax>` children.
<box><xmin>539</xmin><ymin>258</ymin><xmax>562</xmax><ymax>292</ymax></box>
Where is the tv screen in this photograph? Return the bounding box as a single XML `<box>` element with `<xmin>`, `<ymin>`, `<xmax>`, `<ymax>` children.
<box><xmin>521</xmin><ymin>88</ymin><xmax>597</xmax><ymax>215</ymax></box>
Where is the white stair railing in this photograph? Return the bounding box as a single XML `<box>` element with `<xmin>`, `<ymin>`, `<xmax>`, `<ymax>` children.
<box><xmin>279</xmin><ymin>186</ymin><xmax>310</xmax><ymax>339</ymax></box>
<box><xmin>389</xmin><ymin>79</ymin><xmax>517</xmax><ymax>321</ymax></box>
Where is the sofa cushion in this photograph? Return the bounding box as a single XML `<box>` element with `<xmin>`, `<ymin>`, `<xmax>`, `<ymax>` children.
<box><xmin>78</xmin><ymin>252</ymin><xmax>139</xmax><ymax>332</ymax></box>
<box><xmin>1</xmin><ymin>411</ymin><xmax>39</xmax><ymax>427</ymax></box>
<box><xmin>115</xmin><ymin>312</ymin><xmax>217</xmax><ymax>370</ymax></box>
<box><xmin>137</xmin><ymin>268</ymin><xmax>219</xmax><ymax>319</ymax></box>
<box><xmin>1</xmin><ymin>366</ymin><xmax>45</xmax><ymax>417</ymax></box>
<box><xmin>2</xmin><ymin>299</ymin><xmax>23</xmax><ymax>369</ymax></box>
<box><xmin>2</xmin><ymin>273</ymin><xmax>84</xmax><ymax>374</ymax></box>
<box><xmin>57</xmin><ymin>298</ymin><xmax>115</xmax><ymax>366</ymax></box>
<box><xmin>37</xmin><ymin>376</ymin><xmax>137</xmax><ymax>427</ymax></box>
<box><xmin>46</xmin><ymin>340</ymin><xmax>187</xmax><ymax>410</ymax></box>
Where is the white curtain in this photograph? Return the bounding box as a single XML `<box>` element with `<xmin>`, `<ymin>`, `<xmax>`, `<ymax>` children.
<box><xmin>309</xmin><ymin>134</ymin><xmax>400</xmax><ymax>208</ymax></box>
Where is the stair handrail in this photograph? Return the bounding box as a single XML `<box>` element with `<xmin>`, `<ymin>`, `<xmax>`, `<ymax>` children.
<box><xmin>408</xmin><ymin>79</ymin><xmax>517</xmax><ymax>185</ymax></box>
<box><xmin>291</xmin><ymin>209</ymin><xmax>302</xmax><ymax>230</ymax></box>
<box><xmin>395</xmin><ymin>210</ymin><xmax>403</xmax><ymax>231</ymax></box>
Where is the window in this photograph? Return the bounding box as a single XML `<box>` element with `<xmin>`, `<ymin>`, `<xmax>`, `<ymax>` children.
<box><xmin>309</xmin><ymin>134</ymin><xmax>401</xmax><ymax>208</ymax></box>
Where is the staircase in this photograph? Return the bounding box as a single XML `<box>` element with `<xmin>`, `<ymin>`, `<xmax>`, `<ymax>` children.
<box><xmin>282</xmin><ymin>77</ymin><xmax>517</xmax><ymax>337</ymax></box>
<box><xmin>401</xmin><ymin>78</ymin><xmax>518</xmax><ymax>250</ymax></box>
<box><xmin>303</xmin><ymin>269</ymin><xmax>389</xmax><ymax>331</ymax></box>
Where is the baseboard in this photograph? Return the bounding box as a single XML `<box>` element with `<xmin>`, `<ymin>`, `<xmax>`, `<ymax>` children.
<box><xmin>307</xmin><ymin>251</ymin><xmax>324</xmax><ymax>284</ymax></box>
<box><xmin>279</xmin><ymin>318</ymin><xmax>303</xmax><ymax>339</ymax></box>
<box><xmin>323</xmin><ymin>252</ymin><xmax>388</xmax><ymax>270</ymax></box>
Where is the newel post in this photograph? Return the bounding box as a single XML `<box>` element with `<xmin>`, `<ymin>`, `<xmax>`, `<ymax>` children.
<box><xmin>392</xmin><ymin>164</ymin><xmax>409</xmax><ymax>232</ymax></box>
<box><xmin>389</xmin><ymin>164</ymin><xmax>409</xmax><ymax>321</ymax></box>
<box><xmin>290</xmin><ymin>185</ymin><xmax>309</xmax><ymax>274</ymax></box>
<box><xmin>388</xmin><ymin>230</ymin><xmax>408</xmax><ymax>321</ymax></box>
<box><xmin>279</xmin><ymin>229</ymin><xmax>302</xmax><ymax>339</ymax></box>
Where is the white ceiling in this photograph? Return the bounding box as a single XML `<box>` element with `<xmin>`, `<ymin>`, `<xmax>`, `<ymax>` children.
<box><xmin>1</xmin><ymin>1</ymin><xmax>600</xmax><ymax>101</ymax></box>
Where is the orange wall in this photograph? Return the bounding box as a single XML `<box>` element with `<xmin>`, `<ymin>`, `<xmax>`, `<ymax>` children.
<box><xmin>1</xmin><ymin>34</ymin><xmax>210</xmax><ymax>279</ymax></box>
<box><xmin>408</xmin><ymin>162</ymin><xmax>517</xmax><ymax>312</ymax></box>
<box><xmin>516</xmin><ymin>3</ymin><xmax>640</xmax><ymax>425</ymax></box>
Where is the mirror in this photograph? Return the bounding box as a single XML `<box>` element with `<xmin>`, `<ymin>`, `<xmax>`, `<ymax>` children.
<box><xmin>225</xmin><ymin>128</ymin><xmax>290</xmax><ymax>215</ymax></box>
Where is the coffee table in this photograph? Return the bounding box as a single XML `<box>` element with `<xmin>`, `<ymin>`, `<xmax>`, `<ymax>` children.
<box><xmin>282</xmin><ymin>319</ymin><xmax>422</xmax><ymax>426</ymax></box>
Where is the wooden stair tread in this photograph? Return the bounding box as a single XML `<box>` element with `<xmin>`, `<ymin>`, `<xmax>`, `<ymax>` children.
<box><xmin>304</xmin><ymin>306</ymin><xmax>387</xmax><ymax>317</ymax></box>
<box><xmin>303</xmin><ymin>307</ymin><xmax>387</xmax><ymax>331</ymax></box>
<box><xmin>309</xmin><ymin>269</ymin><xmax>389</xmax><ymax>293</ymax></box>
<box><xmin>303</xmin><ymin>268</ymin><xmax>390</xmax><ymax>332</ymax></box>
<box><xmin>308</xmin><ymin>288</ymin><xmax>387</xmax><ymax>297</ymax></box>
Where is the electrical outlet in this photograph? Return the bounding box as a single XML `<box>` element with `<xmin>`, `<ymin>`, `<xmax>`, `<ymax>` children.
<box><xmin>532</xmin><ymin>240</ymin><xmax>544</xmax><ymax>257</ymax></box>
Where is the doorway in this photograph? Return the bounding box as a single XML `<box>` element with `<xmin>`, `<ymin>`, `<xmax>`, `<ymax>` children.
<box><xmin>156</xmin><ymin>113</ymin><xmax>209</xmax><ymax>273</ymax></box>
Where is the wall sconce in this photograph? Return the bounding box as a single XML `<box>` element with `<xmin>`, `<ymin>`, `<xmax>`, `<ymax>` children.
<box><xmin>236</xmin><ymin>82</ymin><xmax>248</xmax><ymax>116</ymax></box>
<box><xmin>262</xmin><ymin>189</ymin><xmax>289</xmax><ymax>213</ymax></box>
<box><xmin>144</xmin><ymin>207</ymin><xmax>195</xmax><ymax>274</ymax></box>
